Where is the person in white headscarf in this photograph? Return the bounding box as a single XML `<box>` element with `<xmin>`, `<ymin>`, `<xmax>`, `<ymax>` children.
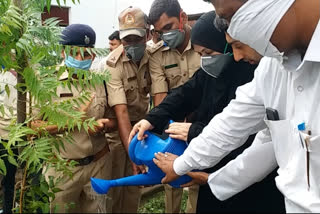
<box><xmin>152</xmin><ymin>0</ymin><xmax>320</xmax><ymax>212</ymax></box>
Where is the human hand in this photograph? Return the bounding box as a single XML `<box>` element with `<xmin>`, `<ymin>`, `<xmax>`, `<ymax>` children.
<box><xmin>88</xmin><ymin>118</ymin><xmax>111</xmax><ymax>136</ymax></box>
<box><xmin>128</xmin><ymin>119</ymin><xmax>154</xmax><ymax>144</ymax></box>
<box><xmin>153</xmin><ymin>152</ymin><xmax>180</xmax><ymax>184</ymax></box>
<box><xmin>103</xmin><ymin>118</ymin><xmax>117</xmax><ymax>133</ymax></box>
<box><xmin>131</xmin><ymin>161</ymin><xmax>147</xmax><ymax>175</ymax></box>
<box><xmin>30</xmin><ymin>120</ymin><xmax>47</xmax><ymax>130</ymax></box>
<box><xmin>79</xmin><ymin>94</ymin><xmax>95</xmax><ymax>113</ymax></box>
<box><xmin>165</xmin><ymin>122</ymin><xmax>192</xmax><ymax>142</ymax></box>
<box><xmin>180</xmin><ymin>171</ymin><xmax>209</xmax><ymax>187</ymax></box>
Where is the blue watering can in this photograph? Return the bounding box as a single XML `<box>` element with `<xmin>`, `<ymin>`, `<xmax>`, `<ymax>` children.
<box><xmin>91</xmin><ymin>124</ymin><xmax>192</xmax><ymax>194</ymax></box>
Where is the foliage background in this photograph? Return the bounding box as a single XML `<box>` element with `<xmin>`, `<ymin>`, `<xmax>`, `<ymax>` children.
<box><xmin>0</xmin><ymin>0</ymin><xmax>109</xmax><ymax>212</ymax></box>
<box><xmin>138</xmin><ymin>189</ymin><xmax>188</xmax><ymax>213</ymax></box>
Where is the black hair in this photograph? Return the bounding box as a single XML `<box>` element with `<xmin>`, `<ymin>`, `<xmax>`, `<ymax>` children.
<box><xmin>214</xmin><ymin>15</ymin><xmax>229</xmax><ymax>32</ymax></box>
<box><xmin>191</xmin><ymin>11</ymin><xmax>232</xmax><ymax>54</ymax></box>
<box><xmin>149</xmin><ymin>0</ymin><xmax>182</xmax><ymax>25</ymax></box>
<box><xmin>108</xmin><ymin>30</ymin><xmax>120</xmax><ymax>41</ymax></box>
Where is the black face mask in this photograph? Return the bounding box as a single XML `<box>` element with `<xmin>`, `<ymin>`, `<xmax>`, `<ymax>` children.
<box><xmin>124</xmin><ymin>43</ymin><xmax>146</xmax><ymax>62</ymax></box>
<box><xmin>200</xmin><ymin>53</ymin><xmax>234</xmax><ymax>78</ymax></box>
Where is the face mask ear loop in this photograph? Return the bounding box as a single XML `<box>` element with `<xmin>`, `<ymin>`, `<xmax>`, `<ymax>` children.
<box><xmin>223</xmin><ymin>43</ymin><xmax>229</xmax><ymax>54</ymax></box>
<box><xmin>179</xmin><ymin>10</ymin><xmax>184</xmax><ymax>32</ymax></box>
<box><xmin>223</xmin><ymin>43</ymin><xmax>234</xmax><ymax>56</ymax></box>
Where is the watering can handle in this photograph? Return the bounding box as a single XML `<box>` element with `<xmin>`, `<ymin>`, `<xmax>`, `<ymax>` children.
<box><xmin>128</xmin><ymin>134</ymin><xmax>139</xmax><ymax>164</ymax></box>
<box><xmin>128</xmin><ymin>131</ymin><xmax>151</xmax><ymax>165</ymax></box>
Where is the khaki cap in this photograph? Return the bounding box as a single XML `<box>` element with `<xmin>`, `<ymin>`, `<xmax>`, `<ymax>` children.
<box><xmin>118</xmin><ymin>6</ymin><xmax>148</xmax><ymax>39</ymax></box>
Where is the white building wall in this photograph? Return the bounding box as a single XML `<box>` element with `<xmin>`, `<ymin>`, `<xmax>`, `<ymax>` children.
<box><xmin>53</xmin><ymin>0</ymin><xmax>118</xmax><ymax>48</ymax></box>
<box><xmin>52</xmin><ymin>0</ymin><xmax>213</xmax><ymax>48</ymax></box>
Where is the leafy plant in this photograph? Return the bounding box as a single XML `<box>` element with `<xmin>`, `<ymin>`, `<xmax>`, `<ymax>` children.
<box><xmin>138</xmin><ymin>189</ymin><xmax>188</xmax><ymax>213</ymax></box>
<box><xmin>0</xmin><ymin>0</ymin><xmax>109</xmax><ymax>212</ymax></box>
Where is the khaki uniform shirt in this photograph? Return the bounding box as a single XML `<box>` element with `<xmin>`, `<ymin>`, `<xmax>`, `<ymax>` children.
<box><xmin>148</xmin><ymin>39</ymin><xmax>201</xmax><ymax>95</ymax></box>
<box><xmin>0</xmin><ymin>71</ymin><xmax>17</xmax><ymax>139</ymax></box>
<box><xmin>54</xmin><ymin>71</ymin><xmax>109</xmax><ymax>159</ymax></box>
<box><xmin>106</xmin><ymin>45</ymin><xmax>151</xmax><ymax>122</ymax></box>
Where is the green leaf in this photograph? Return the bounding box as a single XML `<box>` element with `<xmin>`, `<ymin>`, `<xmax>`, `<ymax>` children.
<box><xmin>79</xmin><ymin>47</ymin><xmax>84</xmax><ymax>59</ymax></box>
<box><xmin>46</xmin><ymin>0</ymin><xmax>52</xmax><ymax>13</ymax></box>
<box><xmin>52</xmin><ymin>187</ymin><xmax>62</xmax><ymax>193</ymax></box>
<box><xmin>8</xmin><ymin>155</ymin><xmax>18</xmax><ymax>167</ymax></box>
<box><xmin>87</xmin><ymin>48</ymin><xmax>92</xmax><ymax>56</ymax></box>
<box><xmin>83</xmin><ymin>122</ymin><xmax>88</xmax><ymax>134</ymax></box>
<box><xmin>0</xmin><ymin>159</ymin><xmax>7</xmax><ymax>175</ymax></box>
<box><xmin>72</xmin><ymin>47</ymin><xmax>77</xmax><ymax>58</ymax></box>
<box><xmin>5</xmin><ymin>84</ymin><xmax>10</xmax><ymax>97</ymax></box>
<box><xmin>0</xmin><ymin>105</ymin><xmax>5</xmax><ymax>117</ymax></box>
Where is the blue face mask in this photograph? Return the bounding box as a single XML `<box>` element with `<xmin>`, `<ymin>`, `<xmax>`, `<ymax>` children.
<box><xmin>65</xmin><ymin>55</ymin><xmax>92</xmax><ymax>71</ymax></box>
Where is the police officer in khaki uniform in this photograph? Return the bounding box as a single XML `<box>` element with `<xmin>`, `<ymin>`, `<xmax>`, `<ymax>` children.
<box><xmin>32</xmin><ymin>24</ymin><xmax>116</xmax><ymax>213</ymax></box>
<box><xmin>148</xmin><ymin>0</ymin><xmax>201</xmax><ymax>213</ymax></box>
<box><xmin>105</xmin><ymin>7</ymin><xmax>151</xmax><ymax>213</ymax></box>
<box><xmin>148</xmin><ymin>0</ymin><xmax>201</xmax><ymax>107</ymax></box>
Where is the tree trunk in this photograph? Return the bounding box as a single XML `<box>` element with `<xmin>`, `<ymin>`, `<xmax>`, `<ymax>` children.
<box><xmin>13</xmin><ymin>0</ymin><xmax>27</xmax><ymax>124</ymax></box>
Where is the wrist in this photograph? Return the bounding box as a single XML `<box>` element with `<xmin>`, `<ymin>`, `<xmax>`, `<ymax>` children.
<box><xmin>173</xmin><ymin>156</ymin><xmax>193</xmax><ymax>176</ymax></box>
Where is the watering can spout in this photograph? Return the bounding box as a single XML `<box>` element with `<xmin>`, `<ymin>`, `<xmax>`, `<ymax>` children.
<box><xmin>90</xmin><ymin>177</ymin><xmax>113</xmax><ymax>194</ymax></box>
<box><xmin>91</xmin><ymin>173</ymin><xmax>161</xmax><ymax>194</ymax></box>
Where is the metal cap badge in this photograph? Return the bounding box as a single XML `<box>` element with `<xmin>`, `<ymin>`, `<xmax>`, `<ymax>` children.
<box><xmin>60</xmin><ymin>24</ymin><xmax>96</xmax><ymax>47</ymax></box>
<box><xmin>118</xmin><ymin>6</ymin><xmax>148</xmax><ymax>39</ymax></box>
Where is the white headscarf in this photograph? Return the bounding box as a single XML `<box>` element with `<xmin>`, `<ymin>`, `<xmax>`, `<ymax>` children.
<box><xmin>227</xmin><ymin>0</ymin><xmax>295</xmax><ymax>57</ymax></box>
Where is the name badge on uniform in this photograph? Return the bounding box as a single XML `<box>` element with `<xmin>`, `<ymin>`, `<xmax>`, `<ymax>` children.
<box><xmin>60</xmin><ymin>93</ymin><xmax>73</xmax><ymax>98</ymax></box>
<box><xmin>164</xmin><ymin>64</ymin><xmax>178</xmax><ymax>69</ymax></box>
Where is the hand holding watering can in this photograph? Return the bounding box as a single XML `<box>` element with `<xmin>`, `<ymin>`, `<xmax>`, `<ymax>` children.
<box><xmin>91</xmin><ymin>120</ymin><xmax>191</xmax><ymax>194</ymax></box>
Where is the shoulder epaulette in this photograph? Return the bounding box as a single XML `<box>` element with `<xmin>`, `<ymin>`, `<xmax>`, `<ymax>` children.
<box><xmin>147</xmin><ymin>40</ymin><xmax>166</xmax><ymax>54</ymax></box>
<box><xmin>107</xmin><ymin>45</ymin><xmax>124</xmax><ymax>68</ymax></box>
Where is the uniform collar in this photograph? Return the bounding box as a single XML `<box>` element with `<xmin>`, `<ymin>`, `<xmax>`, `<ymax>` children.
<box><xmin>122</xmin><ymin>52</ymin><xmax>131</xmax><ymax>62</ymax></box>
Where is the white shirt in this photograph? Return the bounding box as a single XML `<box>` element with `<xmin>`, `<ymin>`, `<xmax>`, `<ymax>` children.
<box><xmin>174</xmin><ymin>20</ymin><xmax>320</xmax><ymax>212</ymax></box>
<box><xmin>209</xmin><ymin>129</ymin><xmax>277</xmax><ymax>201</ymax></box>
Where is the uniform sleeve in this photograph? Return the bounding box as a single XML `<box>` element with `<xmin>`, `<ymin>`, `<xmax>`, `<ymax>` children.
<box><xmin>173</xmin><ymin>68</ymin><xmax>268</xmax><ymax>176</ymax></box>
<box><xmin>106</xmin><ymin>65</ymin><xmax>127</xmax><ymax>107</ymax></box>
<box><xmin>149</xmin><ymin>51</ymin><xmax>168</xmax><ymax>95</ymax></box>
<box><xmin>208</xmin><ymin>129</ymin><xmax>277</xmax><ymax>200</ymax></box>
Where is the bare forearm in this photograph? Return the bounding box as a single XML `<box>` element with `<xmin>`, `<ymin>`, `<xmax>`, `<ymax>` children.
<box><xmin>114</xmin><ymin>105</ymin><xmax>132</xmax><ymax>153</ymax></box>
<box><xmin>153</xmin><ymin>92</ymin><xmax>167</xmax><ymax>107</ymax></box>
<box><xmin>31</xmin><ymin>120</ymin><xmax>63</xmax><ymax>135</ymax></box>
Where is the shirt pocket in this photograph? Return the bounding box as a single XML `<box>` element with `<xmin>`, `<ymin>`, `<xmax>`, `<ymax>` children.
<box><xmin>164</xmin><ymin>67</ymin><xmax>181</xmax><ymax>89</ymax></box>
<box><xmin>124</xmin><ymin>76</ymin><xmax>138</xmax><ymax>104</ymax></box>
<box><xmin>140</xmin><ymin>71</ymin><xmax>151</xmax><ymax>94</ymax></box>
<box><xmin>188</xmin><ymin>64</ymin><xmax>200</xmax><ymax>78</ymax></box>
<box><xmin>87</xmin><ymin>92</ymin><xmax>106</xmax><ymax>119</ymax></box>
<box><xmin>264</xmin><ymin>119</ymin><xmax>298</xmax><ymax>170</ymax></box>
